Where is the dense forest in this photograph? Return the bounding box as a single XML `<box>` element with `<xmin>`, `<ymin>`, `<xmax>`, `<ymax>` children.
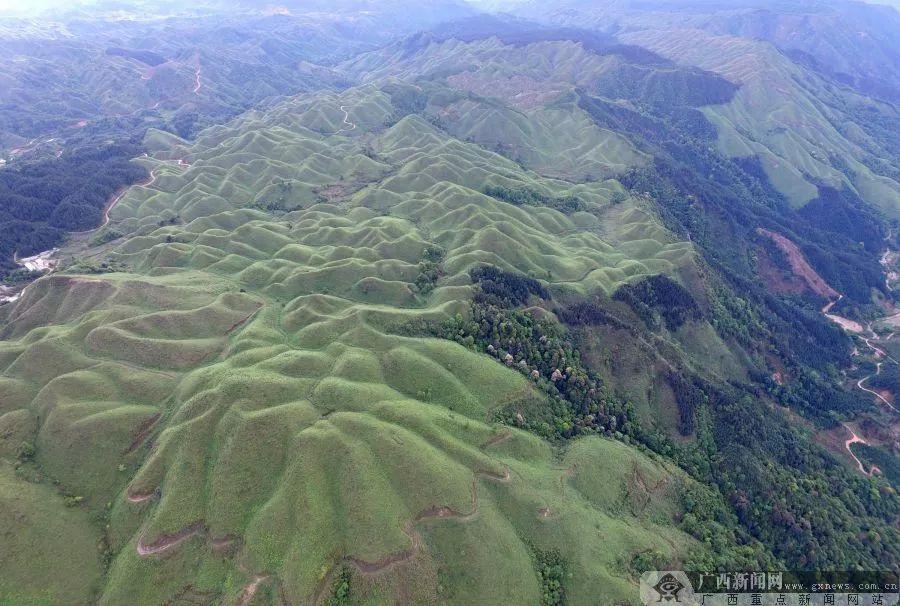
<box><xmin>427</xmin><ymin>69</ymin><xmax>900</xmax><ymax>563</ymax></box>
<box><xmin>483</xmin><ymin>185</ymin><xmax>585</xmax><ymax>214</ymax></box>
<box><xmin>427</xmin><ymin>264</ymin><xmax>899</xmax><ymax>571</ymax></box>
<box><xmin>573</xmin><ymin>86</ymin><xmax>890</xmax><ymax>432</ymax></box>
<box><xmin>612</xmin><ymin>274</ymin><xmax>700</xmax><ymax>330</ymax></box>
<box><xmin>0</xmin><ymin>143</ymin><xmax>147</xmax><ymax>277</ymax></box>
<box><xmin>579</xmin><ymin>91</ymin><xmax>887</xmax><ymax>307</ymax></box>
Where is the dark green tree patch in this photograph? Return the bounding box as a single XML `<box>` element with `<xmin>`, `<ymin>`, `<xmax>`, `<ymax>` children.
<box><xmin>414</xmin><ymin>245</ymin><xmax>445</xmax><ymax>296</ymax></box>
<box><xmin>0</xmin><ymin>142</ymin><xmax>147</xmax><ymax>278</ymax></box>
<box><xmin>483</xmin><ymin>185</ymin><xmax>585</xmax><ymax>214</ymax></box>
<box><xmin>470</xmin><ymin>265</ymin><xmax>549</xmax><ymax>307</ymax></box>
<box><xmin>326</xmin><ymin>565</ymin><xmax>352</xmax><ymax>606</ymax></box>
<box><xmin>556</xmin><ymin>299</ymin><xmax>629</xmax><ymax>330</ymax></box>
<box><xmin>533</xmin><ymin>547</ymin><xmax>567</xmax><ymax>606</ymax></box>
<box><xmin>613</xmin><ymin>275</ymin><xmax>701</xmax><ymax>330</ymax></box>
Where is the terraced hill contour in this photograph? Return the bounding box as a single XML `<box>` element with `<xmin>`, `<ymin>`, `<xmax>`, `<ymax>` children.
<box><xmin>0</xmin><ymin>82</ymin><xmax>707</xmax><ymax>605</ymax></box>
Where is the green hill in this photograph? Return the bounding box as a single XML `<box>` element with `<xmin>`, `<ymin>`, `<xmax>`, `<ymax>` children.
<box><xmin>1</xmin><ymin>7</ymin><xmax>898</xmax><ymax>605</ymax></box>
<box><xmin>0</xmin><ymin>81</ymin><xmax>714</xmax><ymax>604</ymax></box>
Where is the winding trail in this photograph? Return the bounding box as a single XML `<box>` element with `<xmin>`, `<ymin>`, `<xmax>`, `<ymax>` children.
<box><xmin>822</xmin><ymin>296</ymin><xmax>898</xmax><ymax>412</ymax></box>
<box><xmin>136</xmin><ymin>522</ymin><xmax>205</xmax><ymax>556</ymax></box>
<box><xmin>319</xmin><ymin>431</ymin><xmax>513</xmax><ymax>591</ymax></box>
<box><xmin>127</xmin><ymin>424</ymin><xmax>513</xmax><ymax>601</ymax></box>
<box><xmin>70</xmin><ymin>166</ymin><xmax>159</xmax><ymax>235</ymax></box>
<box><xmin>126</xmin><ymin>491</ymin><xmax>156</xmax><ymax>504</ymax></box>
<box><xmin>106</xmin><ymin>167</ymin><xmax>158</xmax><ymax>226</ymax></box>
<box><xmin>821</xmin><ymin>295</ymin><xmax>864</xmax><ymax>332</ymax></box>
<box><xmin>303</xmin><ymin>458</ymin><xmax>512</xmax><ymax>605</ymax></box>
<box><xmin>335</xmin><ymin>105</ymin><xmax>356</xmax><ymax>134</ymax></box>
<box><xmin>856</xmin><ymin>360</ymin><xmax>897</xmax><ymax>413</ymax></box>
<box><xmin>2</xmin><ymin>155</ymin><xmax>180</xmax><ymax>305</ymax></box>
<box><xmin>842</xmin><ymin>423</ymin><xmax>881</xmax><ymax>476</ymax></box>
<box><xmin>821</xmin><ymin>294</ymin><xmax>899</xmax><ymax>473</ymax></box>
<box><xmin>834</xmin><ymin>306</ymin><xmax>899</xmax><ymax>414</ymax></box>
<box><xmin>480</xmin><ymin>429</ymin><xmax>513</xmax><ymax>449</ymax></box>
<box><xmin>235</xmin><ymin>574</ymin><xmax>269</xmax><ymax>606</ymax></box>
<box><xmin>79</xmin><ymin>150</ymin><xmax>191</xmax><ymax>234</ymax></box>
<box><xmin>345</xmin><ymin>465</ymin><xmax>511</xmax><ymax>574</ymax></box>
<box><xmin>125</xmin><ymin>413</ymin><xmax>162</xmax><ymax>455</ymax></box>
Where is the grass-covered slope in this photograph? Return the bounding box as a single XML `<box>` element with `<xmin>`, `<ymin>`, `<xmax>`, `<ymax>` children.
<box><xmin>0</xmin><ymin>461</ymin><xmax>102</xmax><ymax>605</ymax></box>
<box><xmin>416</xmin><ymin>9</ymin><xmax>900</xmax><ymax>220</ymax></box>
<box><xmin>0</xmin><ymin>0</ymin><xmax>478</xmax><ymax>157</ymax></box>
<box><xmin>340</xmin><ymin>37</ymin><xmax>653</xmax><ymax>180</ymax></box>
<box><xmin>1</xmin><ymin>18</ymin><xmax>898</xmax><ymax>602</ymax></box>
<box><xmin>0</xmin><ymin>82</ymin><xmax>707</xmax><ymax>604</ymax></box>
<box><xmin>619</xmin><ymin>27</ymin><xmax>900</xmax><ymax>217</ymax></box>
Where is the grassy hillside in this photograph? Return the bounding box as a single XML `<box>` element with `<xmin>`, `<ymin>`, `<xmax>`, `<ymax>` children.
<box><xmin>620</xmin><ymin>28</ymin><xmax>900</xmax><ymax>218</ymax></box>
<box><xmin>0</xmin><ymin>81</ymin><xmax>712</xmax><ymax>605</ymax></box>
<box><xmin>0</xmin><ymin>0</ymin><xmax>478</xmax><ymax>158</ymax></box>
<box><xmin>0</xmin><ymin>461</ymin><xmax>102</xmax><ymax>605</ymax></box>
<box><xmin>496</xmin><ymin>2</ymin><xmax>900</xmax><ymax>219</ymax></box>
<box><xmin>1</xmin><ymin>12</ymin><xmax>898</xmax><ymax>604</ymax></box>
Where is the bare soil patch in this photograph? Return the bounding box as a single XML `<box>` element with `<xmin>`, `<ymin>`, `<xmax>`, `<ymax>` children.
<box><xmin>757</xmin><ymin>228</ymin><xmax>838</xmax><ymax>298</ymax></box>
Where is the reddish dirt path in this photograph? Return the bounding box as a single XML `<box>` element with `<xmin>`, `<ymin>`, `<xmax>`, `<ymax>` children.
<box><xmin>314</xmin><ymin>460</ymin><xmax>512</xmax><ymax>604</ymax></box>
<box><xmin>125</xmin><ymin>413</ymin><xmax>161</xmax><ymax>454</ymax></box>
<box><xmin>225</xmin><ymin>304</ymin><xmax>263</xmax><ymax>335</ymax></box>
<box><xmin>69</xmin><ymin>166</ymin><xmax>158</xmax><ymax>236</ymax></box>
<box><xmin>127</xmin><ymin>438</ymin><xmax>513</xmax><ymax>602</ymax></box>
<box><xmin>309</xmin><ymin>430</ymin><xmax>513</xmax><ymax>603</ymax></box>
<box><xmin>9</xmin><ymin>136</ymin><xmax>40</xmax><ymax>157</ymax></box>
<box><xmin>842</xmin><ymin>423</ymin><xmax>882</xmax><ymax>476</ymax></box>
<box><xmin>136</xmin><ymin>521</ymin><xmax>205</xmax><ymax>556</ymax></box>
<box><xmin>126</xmin><ymin>491</ymin><xmax>156</xmax><ymax>504</ymax></box>
<box><xmin>821</xmin><ymin>295</ymin><xmax>865</xmax><ymax>333</ymax></box>
<box><xmin>480</xmin><ymin>429</ymin><xmax>512</xmax><ymax>449</ymax></box>
<box><xmin>236</xmin><ymin>574</ymin><xmax>269</xmax><ymax>606</ymax></box>
<box><xmin>342</xmin><ymin>435</ymin><xmax>514</xmax><ymax>577</ymax></box>
<box><xmin>346</xmin><ymin>465</ymin><xmax>511</xmax><ymax>574</ymax></box>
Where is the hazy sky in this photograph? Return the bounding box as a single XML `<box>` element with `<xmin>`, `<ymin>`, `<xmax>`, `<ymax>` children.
<box><xmin>0</xmin><ymin>0</ymin><xmax>121</xmax><ymax>16</ymax></box>
<box><xmin>0</xmin><ymin>0</ymin><xmax>72</xmax><ymax>14</ymax></box>
<box><xmin>1</xmin><ymin>0</ymin><xmax>898</xmax><ymax>17</ymax></box>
